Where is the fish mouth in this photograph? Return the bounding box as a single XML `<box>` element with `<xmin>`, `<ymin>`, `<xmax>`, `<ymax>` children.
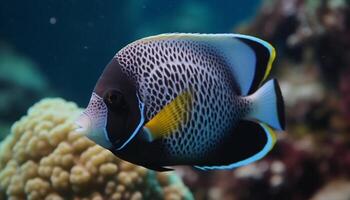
<box><xmin>75</xmin><ymin>112</ymin><xmax>92</xmax><ymax>133</ymax></box>
<box><xmin>75</xmin><ymin>112</ymin><xmax>113</xmax><ymax>150</ymax></box>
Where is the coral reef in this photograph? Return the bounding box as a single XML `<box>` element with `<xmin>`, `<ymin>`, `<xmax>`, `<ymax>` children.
<box><xmin>0</xmin><ymin>98</ymin><xmax>193</xmax><ymax>200</ymax></box>
<box><xmin>237</xmin><ymin>0</ymin><xmax>350</xmax><ymax>86</ymax></box>
<box><xmin>339</xmin><ymin>69</ymin><xmax>350</xmax><ymax>121</ymax></box>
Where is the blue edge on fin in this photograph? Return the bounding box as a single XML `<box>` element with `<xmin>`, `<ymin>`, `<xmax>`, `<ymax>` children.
<box><xmin>194</xmin><ymin>123</ymin><xmax>273</xmax><ymax>170</ymax></box>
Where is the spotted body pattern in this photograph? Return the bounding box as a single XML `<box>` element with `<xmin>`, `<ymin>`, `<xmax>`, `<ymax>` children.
<box><xmin>115</xmin><ymin>35</ymin><xmax>252</xmax><ymax>161</ymax></box>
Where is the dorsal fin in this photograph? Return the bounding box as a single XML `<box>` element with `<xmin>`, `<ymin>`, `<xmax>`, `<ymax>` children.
<box><xmin>137</xmin><ymin>33</ymin><xmax>276</xmax><ymax>95</ymax></box>
<box><xmin>233</xmin><ymin>34</ymin><xmax>276</xmax><ymax>94</ymax></box>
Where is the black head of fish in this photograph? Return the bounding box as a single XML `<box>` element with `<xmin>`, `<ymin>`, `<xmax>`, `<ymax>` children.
<box><xmin>76</xmin><ymin>58</ymin><xmax>145</xmax><ymax>151</ymax></box>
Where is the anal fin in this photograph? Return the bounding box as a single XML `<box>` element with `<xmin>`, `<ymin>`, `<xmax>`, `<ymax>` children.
<box><xmin>144</xmin><ymin>164</ymin><xmax>174</xmax><ymax>172</ymax></box>
<box><xmin>194</xmin><ymin>121</ymin><xmax>276</xmax><ymax>170</ymax></box>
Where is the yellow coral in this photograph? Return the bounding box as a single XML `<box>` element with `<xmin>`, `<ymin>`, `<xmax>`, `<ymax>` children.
<box><xmin>0</xmin><ymin>98</ymin><xmax>193</xmax><ymax>200</ymax></box>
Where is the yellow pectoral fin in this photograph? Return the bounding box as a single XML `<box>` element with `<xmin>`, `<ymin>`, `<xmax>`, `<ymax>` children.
<box><xmin>144</xmin><ymin>90</ymin><xmax>192</xmax><ymax>140</ymax></box>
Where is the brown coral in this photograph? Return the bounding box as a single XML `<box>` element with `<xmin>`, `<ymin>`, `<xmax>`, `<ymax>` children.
<box><xmin>0</xmin><ymin>98</ymin><xmax>193</xmax><ymax>200</ymax></box>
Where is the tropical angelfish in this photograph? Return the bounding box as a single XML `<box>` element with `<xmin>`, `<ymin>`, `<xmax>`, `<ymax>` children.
<box><xmin>76</xmin><ymin>33</ymin><xmax>285</xmax><ymax>171</ymax></box>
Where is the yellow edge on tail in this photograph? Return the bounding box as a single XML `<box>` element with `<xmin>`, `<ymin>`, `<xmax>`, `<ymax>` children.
<box><xmin>262</xmin><ymin>45</ymin><xmax>276</xmax><ymax>82</ymax></box>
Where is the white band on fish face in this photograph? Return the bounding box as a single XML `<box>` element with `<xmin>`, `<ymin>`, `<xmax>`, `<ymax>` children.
<box><xmin>115</xmin><ymin>93</ymin><xmax>145</xmax><ymax>150</ymax></box>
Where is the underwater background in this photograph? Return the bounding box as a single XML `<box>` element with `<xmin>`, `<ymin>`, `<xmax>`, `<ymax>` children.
<box><xmin>0</xmin><ymin>0</ymin><xmax>350</xmax><ymax>199</ymax></box>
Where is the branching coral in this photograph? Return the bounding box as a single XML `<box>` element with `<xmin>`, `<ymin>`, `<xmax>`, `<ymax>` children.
<box><xmin>0</xmin><ymin>98</ymin><xmax>193</xmax><ymax>200</ymax></box>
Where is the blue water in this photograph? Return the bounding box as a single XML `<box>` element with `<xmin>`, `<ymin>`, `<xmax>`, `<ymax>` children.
<box><xmin>0</xmin><ymin>0</ymin><xmax>261</xmax><ymax>106</ymax></box>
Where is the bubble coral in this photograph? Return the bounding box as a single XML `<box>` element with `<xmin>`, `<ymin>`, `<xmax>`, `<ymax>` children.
<box><xmin>0</xmin><ymin>98</ymin><xmax>193</xmax><ymax>200</ymax></box>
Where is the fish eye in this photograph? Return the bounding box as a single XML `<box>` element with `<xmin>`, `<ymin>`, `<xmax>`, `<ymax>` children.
<box><xmin>103</xmin><ymin>89</ymin><xmax>127</xmax><ymax>111</ymax></box>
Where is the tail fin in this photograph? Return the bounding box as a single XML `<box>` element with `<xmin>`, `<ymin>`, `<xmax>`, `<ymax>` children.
<box><xmin>244</xmin><ymin>79</ymin><xmax>285</xmax><ymax>130</ymax></box>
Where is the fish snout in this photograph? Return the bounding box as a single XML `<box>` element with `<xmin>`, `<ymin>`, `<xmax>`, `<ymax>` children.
<box><xmin>75</xmin><ymin>112</ymin><xmax>92</xmax><ymax>135</ymax></box>
<box><xmin>75</xmin><ymin>111</ymin><xmax>113</xmax><ymax>149</ymax></box>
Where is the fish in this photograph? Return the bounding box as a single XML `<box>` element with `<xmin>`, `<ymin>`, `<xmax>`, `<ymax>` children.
<box><xmin>76</xmin><ymin>33</ymin><xmax>285</xmax><ymax>171</ymax></box>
